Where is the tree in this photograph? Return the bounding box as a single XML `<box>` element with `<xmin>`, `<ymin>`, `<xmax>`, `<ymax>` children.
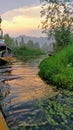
<box><xmin>35</xmin><ymin>42</ymin><xmax>40</xmax><ymax>49</ymax></box>
<box><xmin>4</xmin><ymin>34</ymin><xmax>14</xmax><ymax>47</ymax></box>
<box><xmin>27</xmin><ymin>40</ymin><xmax>35</xmax><ymax>48</ymax></box>
<box><xmin>15</xmin><ymin>40</ymin><xmax>19</xmax><ymax>46</ymax></box>
<box><xmin>40</xmin><ymin>0</ymin><xmax>73</xmax><ymax>51</ymax></box>
<box><xmin>20</xmin><ymin>37</ymin><xmax>24</xmax><ymax>45</ymax></box>
<box><xmin>41</xmin><ymin>43</ymin><xmax>49</xmax><ymax>52</ymax></box>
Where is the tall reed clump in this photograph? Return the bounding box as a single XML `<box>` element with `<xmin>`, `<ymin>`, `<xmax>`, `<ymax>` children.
<box><xmin>39</xmin><ymin>43</ymin><xmax>73</xmax><ymax>90</ymax></box>
<box><xmin>12</xmin><ymin>45</ymin><xmax>44</xmax><ymax>61</ymax></box>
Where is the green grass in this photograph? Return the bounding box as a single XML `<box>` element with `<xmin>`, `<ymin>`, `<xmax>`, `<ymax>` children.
<box><xmin>39</xmin><ymin>43</ymin><xmax>73</xmax><ymax>90</ymax></box>
<box><xmin>12</xmin><ymin>45</ymin><xmax>44</xmax><ymax>61</ymax></box>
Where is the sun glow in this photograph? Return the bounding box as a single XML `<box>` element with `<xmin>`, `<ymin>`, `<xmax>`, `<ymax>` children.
<box><xmin>1</xmin><ymin>5</ymin><xmax>42</xmax><ymax>37</ymax></box>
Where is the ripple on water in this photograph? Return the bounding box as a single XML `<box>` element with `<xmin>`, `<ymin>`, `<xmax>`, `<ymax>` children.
<box><xmin>1</xmin><ymin>57</ymin><xmax>53</xmax><ymax>129</ymax></box>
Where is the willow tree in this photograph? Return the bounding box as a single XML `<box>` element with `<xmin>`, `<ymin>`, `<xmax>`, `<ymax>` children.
<box><xmin>40</xmin><ymin>0</ymin><xmax>73</xmax><ymax>51</ymax></box>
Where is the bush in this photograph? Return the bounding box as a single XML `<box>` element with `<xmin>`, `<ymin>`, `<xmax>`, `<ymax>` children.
<box><xmin>39</xmin><ymin>43</ymin><xmax>73</xmax><ymax>90</ymax></box>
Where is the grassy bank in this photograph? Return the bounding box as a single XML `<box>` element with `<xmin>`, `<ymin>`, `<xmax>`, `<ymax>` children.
<box><xmin>39</xmin><ymin>43</ymin><xmax>73</xmax><ymax>90</ymax></box>
<box><xmin>12</xmin><ymin>45</ymin><xmax>44</xmax><ymax>61</ymax></box>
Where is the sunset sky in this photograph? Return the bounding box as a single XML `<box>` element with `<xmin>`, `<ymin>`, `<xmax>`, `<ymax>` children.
<box><xmin>0</xmin><ymin>0</ymin><xmax>45</xmax><ymax>37</ymax></box>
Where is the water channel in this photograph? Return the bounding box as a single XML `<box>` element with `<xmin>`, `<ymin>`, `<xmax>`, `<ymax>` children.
<box><xmin>0</xmin><ymin>57</ymin><xmax>73</xmax><ymax>130</ymax></box>
<box><xmin>0</xmin><ymin>56</ymin><xmax>54</xmax><ymax>129</ymax></box>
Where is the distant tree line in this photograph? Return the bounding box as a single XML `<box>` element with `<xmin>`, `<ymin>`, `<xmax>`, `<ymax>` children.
<box><xmin>3</xmin><ymin>34</ymin><xmax>53</xmax><ymax>53</ymax></box>
<box><xmin>15</xmin><ymin>38</ymin><xmax>40</xmax><ymax>49</ymax></box>
<box><xmin>15</xmin><ymin>38</ymin><xmax>53</xmax><ymax>53</ymax></box>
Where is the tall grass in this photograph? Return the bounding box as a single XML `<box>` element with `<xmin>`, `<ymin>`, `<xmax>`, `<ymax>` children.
<box><xmin>39</xmin><ymin>43</ymin><xmax>73</xmax><ymax>90</ymax></box>
<box><xmin>12</xmin><ymin>45</ymin><xmax>44</xmax><ymax>61</ymax></box>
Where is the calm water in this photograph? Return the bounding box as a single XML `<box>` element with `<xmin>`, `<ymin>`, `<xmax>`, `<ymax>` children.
<box><xmin>1</xmin><ymin>57</ymin><xmax>53</xmax><ymax>129</ymax></box>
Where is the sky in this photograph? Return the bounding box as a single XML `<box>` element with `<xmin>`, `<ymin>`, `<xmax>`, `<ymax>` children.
<box><xmin>0</xmin><ymin>0</ymin><xmax>45</xmax><ymax>37</ymax></box>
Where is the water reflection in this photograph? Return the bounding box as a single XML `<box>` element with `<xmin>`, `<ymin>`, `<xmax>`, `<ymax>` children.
<box><xmin>1</xmin><ymin>57</ymin><xmax>53</xmax><ymax>129</ymax></box>
<box><xmin>0</xmin><ymin>64</ymin><xmax>12</xmax><ymax>100</ymax></box>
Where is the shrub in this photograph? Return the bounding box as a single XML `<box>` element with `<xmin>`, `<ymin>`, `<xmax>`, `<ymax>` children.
<box><xmin>39</xmin><ymin>43</ymin><xmax>73</xmax><ymax>90</ymax></box>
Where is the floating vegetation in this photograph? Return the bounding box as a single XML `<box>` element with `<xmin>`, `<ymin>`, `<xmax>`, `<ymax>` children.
<box><xmin>15</xmin><ymin>90</ymin><xmax>73</xmax><ymax>130</ymax></box>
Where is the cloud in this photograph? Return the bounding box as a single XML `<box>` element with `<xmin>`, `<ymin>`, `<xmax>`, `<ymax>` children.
<box><xmin>1</xmin><ymin>5</ymin><xmax>42</xmax><ymax>37</ymax></box>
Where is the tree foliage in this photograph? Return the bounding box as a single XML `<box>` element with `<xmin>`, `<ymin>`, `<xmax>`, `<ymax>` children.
<box><xmin>4</xmin><ymin>34</ymin><xmax>14</xmax><ymax>47</ymax></box>
<box><xmin>40</xmin><ymin>0</ymin><xmax>73</xmax><ymax>50</ymax></box>
<box><xmin>27</xmin><ymin>40</ymin><xmax>40</xmax><ymax>49</ymax></box>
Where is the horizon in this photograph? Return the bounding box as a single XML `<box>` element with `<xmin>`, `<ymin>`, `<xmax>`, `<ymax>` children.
<box><xmin>12</xmin><ymin>34</ymin><xmax>47</xmax><ymax>38</ymax></box>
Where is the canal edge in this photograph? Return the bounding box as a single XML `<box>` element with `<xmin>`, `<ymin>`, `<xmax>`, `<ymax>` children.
<box><xmin>0</xmin><ymin>110</ymin><xmax>9</xmax><ymax>130</ymax></box>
